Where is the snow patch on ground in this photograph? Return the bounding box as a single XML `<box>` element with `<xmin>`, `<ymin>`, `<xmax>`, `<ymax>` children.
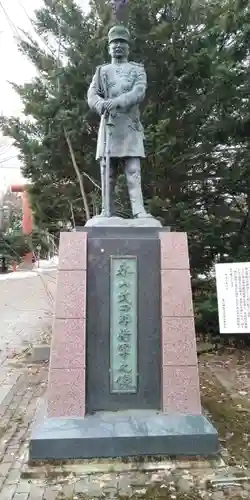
<box><xmin>0</xmin><ymin>257</ymin><xmax>58</xmax><ymax>280</ymax></box>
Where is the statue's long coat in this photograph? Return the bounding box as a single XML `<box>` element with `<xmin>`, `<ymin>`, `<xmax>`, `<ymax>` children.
<box><xmin>87</xmin><ymin>61</ymin><xmax>146</xmax><ymax>159</ymax></box>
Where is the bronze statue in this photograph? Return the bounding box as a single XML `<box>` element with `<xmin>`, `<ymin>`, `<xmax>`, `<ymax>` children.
<box><xmin>87</xmin><ymin>25</ymin><xmax>154</xmax><ymax>221</ymax></box>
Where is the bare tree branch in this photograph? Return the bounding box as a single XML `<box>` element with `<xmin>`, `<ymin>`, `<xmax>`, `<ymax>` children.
<box><xmin>64</xmin><ymin>127</ymin><xmax>90</xmax><ymax>221</ymax></box>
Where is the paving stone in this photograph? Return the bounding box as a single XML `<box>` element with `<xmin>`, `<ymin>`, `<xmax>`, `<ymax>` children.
<box><xmin>75</xmin><ymin>479</ymin><xmax>103</xmax><ymax>497</ymax></box>
<box><xmin>6</xmin><ymin>444</ymin><xmax>20</xmax><ymax>452</ymax></box>
<box><xmin>62</xmin><ymin>482</ymin><xmax>75</xmax><ymax>497</ymax></box>
<box><xmin>225</xmin><ymin>486</ymin><xmax>246</xmax><ymax>497</ymax></box>
<box><xmin>5</xmin><ymin>469</ymin><xmax>21</xmax><ymax>485</ymax></box>
<box><xmin>74</xmin><ymin>478</ymin><xmax>90</xmax><ymax>494</ymax></box>
<box><xmin>176</xmin><ymin>477</ymin><xmax>193</xmax><ymax>493</ymax></box>
<box><xmin>242</xmin><ymin>492</ymin><xmax>249</xmax><ymax>499</ymax></box>
<box><xmin>11</xmin><ymin>429</ymin><xmax>27</xmax><ymax>443</ymax></box>
<box><xmin>29</xmin><ymin>484</ymin><xmax>45</xmax><ymax>499</ymax></box>
<box><xmin>43</xmin><ymin>487</ymin><xmax>58</xmax><ymax>500</ymax></box>
<box><xmin>11</xmin><ymin>459</ymin><xmax>23</xmax><ymax>470</ymax></box>
<box><xmin>212</xmin><ymin>492</ymin><xmax>225</xmax><ymax>500</ymax></box>
<box><xmin>0</xmin><ymin>476</ymin><xmax>6</xmax><ymax>489</ymax></box>
<box><xmin>2</xmin><ymin>453</ymin><xmax>16</xmax><ymax>464</ymax></box>
<box><xmin>1</xmin><ymin>484</ymin><xmax>17</xmax><ymax>499</ymax></box>
<box><xmin>15</xmin><ymin>481</ymin><xmax>31</xmax><ymax>493</ymax></box>
<box><xmin>124</xmin><ymin>472</ymin><xmax>149</xmax><ymax>487</ymax></box>
<box><xmin>0</xmin><ymin>382</ymin><xmax>23</xmax><ymax>410</ymax></box>
<box><xmin>98</xmin><ymin>474</ymin><xmax>119</xmax><ymax>491</ymax></box>
<box><xmin>0</xmin><ymin>462</ymin><xmax>12</xmax><ymax>477</ymax></box>
<box><xmin>1</xmin><ymin>417</ymin><xmax>11</xmax><ymax>426</ymax></box>
<box><xmin>0</xmin><ymin>386</ymin><xmax>14</xmax><ymax>406</ymax></box>
<box><xmin>13</xmin><ymin>494</ymin><xmax>29</xmax><ymax>500</ymax></box>
<box><xmin>87</xmin><ymin>485</ymin><xmax>107</xmax><ymax>497</ymax></box>
<box><xmin>116</xmin><ymin>476</ymin><xmax>133</xmax><ymax>496</ymax></box>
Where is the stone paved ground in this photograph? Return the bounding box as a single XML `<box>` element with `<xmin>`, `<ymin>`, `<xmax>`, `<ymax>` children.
<box><xmin>1</xmin><ymin>272</ymin><xmax>250</xmax><ymax>499</ymax></box>
<box><xmin>0</xmin><ymin>270</ymin><xmax>55</xmax><ymax>412</ymax></box>
<box><xmin>0</xmin><ymin>352</ymin><xmax>248</xmax><ymax>500</ymax></box>
<box><xmin>0</xmin><ymin>270</ymin><xmax>55</xmax><ymax>356</ymax></box>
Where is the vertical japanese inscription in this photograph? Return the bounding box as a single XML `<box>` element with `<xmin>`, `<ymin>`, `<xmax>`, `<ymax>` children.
<box><xmin>110</xmin><ymin>256</ymin><xmax>138</xmax><ymax>393</ymax></box>
<box><xmin>216</xmin><ymin>262</ymin><xmax>250</xmax><ymax>333</ymax></box>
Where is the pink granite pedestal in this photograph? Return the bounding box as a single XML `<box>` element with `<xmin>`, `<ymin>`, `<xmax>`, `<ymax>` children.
<box><xmin>30</xmin><ymin>228</ymin><xmax>218</xmax><ymax>461</ymax></box>
<box><xmin>160</xmin><ymin>232</ymin><xmax>202</xmax><ymax>415</ymax></box>
<box><xmin>47</xmin><ymin>231</ymin><xmax>87</xmax><ymax>418</ymax></box>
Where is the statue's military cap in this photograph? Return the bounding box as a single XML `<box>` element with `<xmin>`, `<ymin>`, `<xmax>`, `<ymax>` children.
<box><xmin>108</xmin><ymin>25</ymin><xmax>130</xmax><ymax>44</ymax></box>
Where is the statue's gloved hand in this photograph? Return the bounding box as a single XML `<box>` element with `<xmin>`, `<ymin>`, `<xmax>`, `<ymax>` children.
<box><xmin>102</xmin><ymin>99</ymin><xmax>117</xmax><ymax>114</ymax></box>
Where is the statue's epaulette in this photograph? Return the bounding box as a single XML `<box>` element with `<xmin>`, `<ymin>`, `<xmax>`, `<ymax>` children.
<box><xmin>99</xmin><ymin>63</ymin><xmax>110</xmax><ymax>69</ymax></box>
<box><xmin>130</xmin><ymin>61</ymin><xmax>144</xmax><ymax>68</ymax></box>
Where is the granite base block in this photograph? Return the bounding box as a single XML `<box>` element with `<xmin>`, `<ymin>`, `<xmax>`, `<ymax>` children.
<box><xmin>85</xmin><ymin>216</ymin><xmax>162</xmax><ymax>228</ymax></box>
<box><xmin>30</xmin><ymin>409</ymin><xmax>218</xmax><ymax>460</ymax></box>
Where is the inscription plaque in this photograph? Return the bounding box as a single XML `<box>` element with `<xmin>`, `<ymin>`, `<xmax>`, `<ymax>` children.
<box><xmin>215</xmin><ymin>262</ymin><xmax>250</xmax><ymax>333</ymax></box>
<box><xmin>110</xmin><ymin>256</ymin><xmax>138</xmax><ymax>393</ymax></box>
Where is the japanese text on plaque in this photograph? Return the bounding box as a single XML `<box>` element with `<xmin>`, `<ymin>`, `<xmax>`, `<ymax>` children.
<box><xmin>110</xmin><ymin>257</ymin><xmax>137</xmax><ymax>393</ymax></box>
<box><xmin>215</xmin><ymin>262</ymin><xmax>250</xmax><ymax>333</ymax></box>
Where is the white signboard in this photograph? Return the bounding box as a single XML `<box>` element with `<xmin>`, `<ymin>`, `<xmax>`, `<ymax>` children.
<box><xmin>215</xmin><ymin>262</ymin><xmax>250</xmax><ymax>334</ymax></box>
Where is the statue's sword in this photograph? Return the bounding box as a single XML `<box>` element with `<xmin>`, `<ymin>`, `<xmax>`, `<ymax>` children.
<box><xmin>102</xmin><ymin>73</ymin><xmax>111</xmax><ymax>217</ymax></box>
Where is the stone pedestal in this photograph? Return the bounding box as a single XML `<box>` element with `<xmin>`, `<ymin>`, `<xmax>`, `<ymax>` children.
<box><xmin>29</xmin><ymin>227</ymin><xmax>218</xmax><ymax>460</ymax></box>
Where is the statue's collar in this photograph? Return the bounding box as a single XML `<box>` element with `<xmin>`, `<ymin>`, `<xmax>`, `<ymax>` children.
<box><xmin>111</xmin><ymin>59</ymin><xmax>128</xmax><ymax>65</ymax></box>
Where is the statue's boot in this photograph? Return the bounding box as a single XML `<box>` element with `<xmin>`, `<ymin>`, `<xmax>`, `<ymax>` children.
<box><xmin>125</xmin><ymin>158</ymin><xmax>152</xmax><ymax>218</ymax></box>
<box><xmin>99</xmin><ymin>162</ymin><xmax>116</xmax><ymax>216</ymax></box>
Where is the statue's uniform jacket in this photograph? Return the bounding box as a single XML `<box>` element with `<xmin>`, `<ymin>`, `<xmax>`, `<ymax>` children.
<box><xmin>87</xmin><ymin>61</ymin><xmax>146</xmax><ymax>160</ymax></box>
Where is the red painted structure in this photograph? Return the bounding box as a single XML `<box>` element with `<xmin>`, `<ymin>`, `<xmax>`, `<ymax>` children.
<box><xmin>10</xmin><ymin>184</ymin><xmax>33</xmax><ymax>265</ymax></box>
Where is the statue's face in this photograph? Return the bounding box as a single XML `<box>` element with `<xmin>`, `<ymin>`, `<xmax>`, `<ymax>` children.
<box><xmin>109</xmin><ymin>39</ymin><xmax>129</xmax><ymax>60</ymax></box>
